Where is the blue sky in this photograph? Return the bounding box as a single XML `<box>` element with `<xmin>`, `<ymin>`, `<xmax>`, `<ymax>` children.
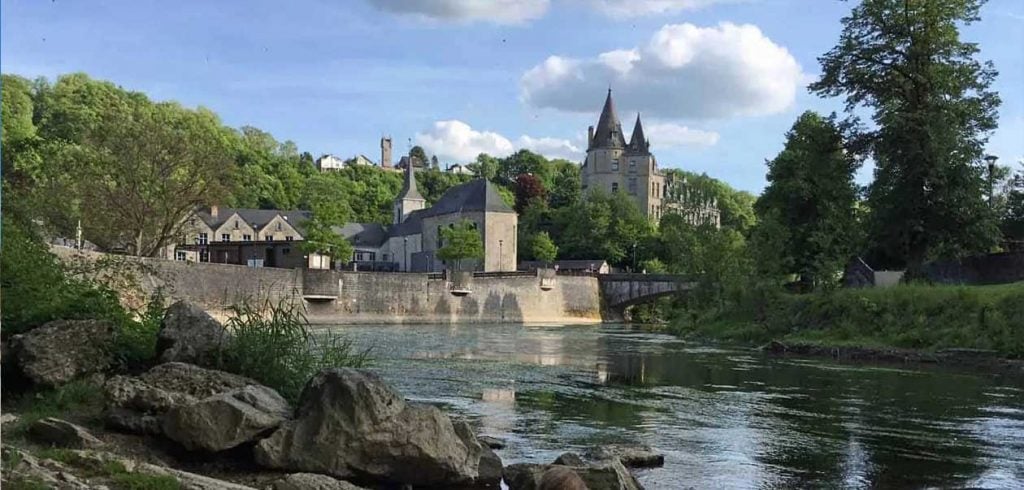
<box><xmin>3</xmin><ymin>0</ymin><xmax>1022</xmax><ymax>193</ymax></box>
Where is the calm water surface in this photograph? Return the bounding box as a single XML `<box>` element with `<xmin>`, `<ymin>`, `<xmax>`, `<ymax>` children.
<box><xmin>320</xmin><ymin>323</ymin><xmax>1024</xmax><ymax>489</ymax></box>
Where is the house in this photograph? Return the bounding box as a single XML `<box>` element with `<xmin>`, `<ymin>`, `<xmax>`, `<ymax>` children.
<box><xmin>171</xmin><ymin>207</ymin><xmax>312</xmax><ymax>268</ymax></box>
<box><xmin>447</xmin><ymin>163</ymin><xmax>473</xmax><ymax>175</ymax></box>
<box><xmin>315</xmin><ymin>154</ymin><xmax>345</xmax><ymax>172</ymax></box>
<box><xmin>348</xmin><ymin>154</ymin><xmax>376</xmax><ymax>167</ymax></box>
<box><xmin>519</xmin><ymin>260</ymin><xmax>610</xmax><ymax>274</ymax></box>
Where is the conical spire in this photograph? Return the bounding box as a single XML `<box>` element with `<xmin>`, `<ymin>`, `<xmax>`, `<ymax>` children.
<box><xmin>398</xmin><ymin>159</ymin><xmax>424</xmax><ymax>201</ymax></box>
<box><xmin>629</xmin><ymin>113</ymin><xmax>649</xmax><ymax>153</ymax></box>
<box><xmin>591</xmin><ymin>88</ymin><xmax>625</xmax><ymax>149</ymax></box>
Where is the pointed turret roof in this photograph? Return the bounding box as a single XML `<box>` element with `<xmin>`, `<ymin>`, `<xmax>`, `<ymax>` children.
<box><xmin>591</xmin><ymin>89</ymin><xmax>625</xmax><ymax>149</ymax></box>
<box><xmin>397</xmin><ymin>159</ymin><xmax>424</xmax><ymax>201</ymax></box>
<box><xmin>628</xmin><ymin>113</ymin><xmax>649</xmax><ymax>154</ymax></box>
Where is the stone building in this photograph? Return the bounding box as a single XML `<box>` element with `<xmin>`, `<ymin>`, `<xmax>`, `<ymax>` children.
<box><xmin>171</xmin><ymin>207</ymin><xmax>313</xmax><ymax>268</ymax></box>
<box><xmin>315</xmin><ymin>154</ymin><xmax>345</xmax><ymax>171</ymax></box>
<box><xmin>582</xmin><ymin>89</ymin><xmax>667</xmax><ymax>221</ymax></box>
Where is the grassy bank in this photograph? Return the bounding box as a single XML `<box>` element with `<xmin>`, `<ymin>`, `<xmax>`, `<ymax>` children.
<box><xmin>669</xmin><ymin>282</ymin><xmax>1024</xmax><ymax>358</ymax></box>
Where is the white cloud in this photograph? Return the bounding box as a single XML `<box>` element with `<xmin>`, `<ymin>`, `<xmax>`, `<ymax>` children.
<box><xmin>414</xmin><ymin>120</ymin><xmax>583</xmax><ymax>162</ymax></box>
<box><xmin>366</xmin><ymin>0</ymin><xmax>549</xmax><ymax>24</ymax></box>
<box><xmin>580</xmin><ymin>0</ymin><xmax>741</xmax><ymax>17</ymax></box>
<box><xmin>644</xmin><ymin>122</ymin><xmax>720</xmax><ymax>148</ymax></box>
<box><xmin>520</xmin><ymin>22</ymin><xmax>804</xmax><ymax>120</ymax></box>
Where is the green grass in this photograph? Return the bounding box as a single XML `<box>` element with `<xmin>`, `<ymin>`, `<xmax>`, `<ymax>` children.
<box><xmin>7</xmin><ymin>379</ymin><xmax>106</xmax><ymax>436</ymax></box>
<box><xmin>668</xmin><ymin>282</ymin><xmax>1024</xmax><ymax>358</ymax></box>
<box><xmin>29</xmin><ymin>448</ymin><xmax>180</xmax><ymax>490</ymax></box>
<box><xmin>218</xmin><ymin>298</ymin><xmax>371</xmax><ymax>402</ymax></box>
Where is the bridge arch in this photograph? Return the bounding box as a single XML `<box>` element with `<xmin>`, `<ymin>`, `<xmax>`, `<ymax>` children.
<box><xmin>596</xmin><ymin>274</ymin><xmax>695</xmax><ymax>311</ymax></box>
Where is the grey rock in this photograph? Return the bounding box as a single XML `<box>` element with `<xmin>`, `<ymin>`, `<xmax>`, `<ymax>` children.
<box><xmin>103</xmin><ymin>362</ymin><xmax>258</xmax><ymax>436</ymax></box>
<box><xmin>586</xmin><ymin>445</ymin><xmax>665</xmax><ymax>468</ymax></box>
<box><xmin>1</xmin><ymin>413</ymin><xmax>20</xmax><ymax>426</ymax></box>
<box><xmin>10</xmin><ymin>320</ymin><xmax>115</xmax><ymax>387</ymax></box>
<box><xmin>255</xmin><ymin>368</ymin><xmax>499</xmax><ymax>487</ymax></box>
<box><xmin>553</xmin><ymin>452</ymin><xmax>585</xmax><ymax>466</ymax></box>
<box><xmin>27</xmin><ymin>417</ymin><xmax>104</xmax><ymax>449</ymax></box>
<box><xmin>163</xmin><ymin>384</ymin><xmax>291</xmax><ymax>452</ymax></box>
<box><xmin>503</xmin><ymin>460</ymin><xmax>643</xmax><ymax>490</ymax></box>
<box><xmin>478</xmin><ymin>435</ymin><xmax>506</xmax><ymax>449</ymax></box>
<box><xmin>157</xmin><ymin>301</ymin><xmax>231</xmax><ymax>366</ymax></box>
<box><xmin>270</xmin><ymin>473</ymin><xmax>369</xmax><ymax>490</ymax></box>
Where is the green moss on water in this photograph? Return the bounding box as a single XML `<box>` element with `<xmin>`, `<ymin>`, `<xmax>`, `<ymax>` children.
<box><xmin>668</xmin><ymin>282</ymin><xmax>1024</xmax><ymax>358</ymax></box>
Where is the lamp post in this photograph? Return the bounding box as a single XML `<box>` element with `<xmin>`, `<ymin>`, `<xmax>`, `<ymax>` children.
<box><xmin>499</xmin><ymin>239</ymin><xmax>503</xmax><ymax>271</ymax></box>
<box><xmin>403</xmin><ymin>236</ymin><xmax>409</xmax><ymax>272</ymax></box>
<box><xmin>632</xmin><ymin>241</ymin><xmax>637</xmax><ymax>273</ymax></box>
<box><xmin>985</xmin><ymin>155</ymin><xmax>999</xmax><ymax>209</ymax></box>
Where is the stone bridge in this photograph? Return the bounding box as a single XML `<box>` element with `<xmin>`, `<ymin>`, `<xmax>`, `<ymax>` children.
<box><xmin>596</xmin><ymin>273</ymin><xmax>696</xmax><ymax>310</ymax></box>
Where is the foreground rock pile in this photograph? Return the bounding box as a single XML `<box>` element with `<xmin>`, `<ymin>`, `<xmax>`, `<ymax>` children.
<box><xmin>3</xmin><ymin>300</ymin><xmax>663</xmax><ymax>489</ymax></box>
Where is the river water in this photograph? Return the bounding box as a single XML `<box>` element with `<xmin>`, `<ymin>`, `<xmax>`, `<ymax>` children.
<box><xmin>323</xmin><ymin>323</ymin><xmax>1024</xmax><ymax>489</ymax></box>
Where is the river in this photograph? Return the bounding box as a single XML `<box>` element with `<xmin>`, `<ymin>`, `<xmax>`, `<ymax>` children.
<box><xmin>323</xmin><ymin>323</ymin><xmax>1024</xmax><ymax>489</ymax></box>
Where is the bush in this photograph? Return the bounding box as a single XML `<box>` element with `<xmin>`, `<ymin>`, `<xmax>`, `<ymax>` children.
<box><xmin>1</xmin><ymin>216</ymin><xmax>129</xmax><ymax>336</ymax></box>
<box><xmin>218</xmin><ymin>298</ymin><xmax>371</xmax><ymax>402</ymax></box>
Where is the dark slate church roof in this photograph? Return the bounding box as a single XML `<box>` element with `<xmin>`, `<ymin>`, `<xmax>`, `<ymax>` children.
<box><xmin>334</xmin><ymin>223</ymin><xmax>388</xmax><ymax>247</ymax></box>
<box><xmin>420</xmin><ymin>178</ymin><xmax>515</xmax><ymax>218</ymax></box>
<box><xmin>386</xmin><ymin>209</ymin><xmax>426</xmax><ymax>238</ymax></box>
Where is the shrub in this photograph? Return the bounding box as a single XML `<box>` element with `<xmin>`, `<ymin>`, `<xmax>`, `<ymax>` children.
<box><xmin>218</xmin><ymin>298</ymin><xmax>371</xmax><ymax>402</ymax></box>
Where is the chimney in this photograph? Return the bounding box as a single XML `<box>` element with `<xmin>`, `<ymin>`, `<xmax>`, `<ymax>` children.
<box><xmin>587</xmin><ymin>125</ymin><xmax>594</xmax><ymax>148</ymax></box>
<box><xmin>210</xmin><ymin>205</ymin><xmax>219</xmax><ymax>219</ymax></box>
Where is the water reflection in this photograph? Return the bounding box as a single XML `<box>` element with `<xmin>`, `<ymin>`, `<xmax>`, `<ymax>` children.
<box><xmin>322</xmin><ymin>324</ymin><xmax>1024</xmax><ymax>489</ymax></box>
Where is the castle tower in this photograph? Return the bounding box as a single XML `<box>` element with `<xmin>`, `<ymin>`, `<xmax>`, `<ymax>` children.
<box><xmin>381</xmin><ymin>136</ymin><xmax>393</xmax><ymax>169</ymax></box>
<box><xmin>393</xmin><ymin>157</ymin><xmax>425</xmax><ymax>224</ymax></box>
<box><xmin>582</xmin><ymin>90</ymin><xmax>665</xmax><ymax>221</ymax></box>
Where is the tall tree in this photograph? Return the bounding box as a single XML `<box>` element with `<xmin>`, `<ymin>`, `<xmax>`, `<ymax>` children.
<box><xmin>498</xmin><ymin>149</ymin><xmax>551</xmax><ymax>186</ymax></box>
<box><xmin>549</xmin><ymin>160</ymin><xmax>581</xmax><ymax>208</ymax></box>
<box><xmin>755</xmin><ymin>111</ymin><xmax>861</xmax><ymax>289</ymax></box>
<box><xmin>438</xmin><ymin>220</ymin><xmax>484</xmax><ymax>271</ymax></box>
<box><xmin>530</xmin><ymin>231</ymin><xmax>558</xmax><ymax>264</ymax></box>
<box><xmin>1003</xmin><ymin>162</ymin><xmax>1024</xmax><ymax>246</ymax></box>
<box><xmin>514</xmin><ymin>173</ymin><xmax>546</xmax><ymax>213</ymax></box>
<box><xmin>810</xmin><ymin>0</ymin><xmax>1001</xmax><ymax>272</ymax></box>
<box><xmin>468</xmin><ymin>153</ymin><xmax>499</xmax><ymax>180</ymax></box>
<box><xmin>299</xmin><ymin>175</ymin><xmax>354</xmax><ymax>264</ymax></box>
<box><xmin>409</xmin><ymin>145</ymin><xmax>428</xmax><ymax>166</ymax></box>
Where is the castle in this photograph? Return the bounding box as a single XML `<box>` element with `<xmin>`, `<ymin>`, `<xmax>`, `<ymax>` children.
<box><xmin>582</xmin><ymin>90</ymin><xmax>719</xmax><ymax>227</ymax></box>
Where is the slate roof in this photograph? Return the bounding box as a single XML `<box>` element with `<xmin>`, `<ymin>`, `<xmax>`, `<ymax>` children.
<box><xmin>196</xmin><ymin>208</ymin><xmax>312</xmax><ymax>234</ymax></box>
<box><xmin>387</xmin><ymin>209</ymin><xmax>426</xmax><ymax>238</ymax></box>
<box><xmin>397</xmin><ymin>158</ymin><xmax>424</xmax><ymax>201</ymax></box>
<box><xmin>591</xmin><ymin>89</ymin><xmax>625</xmax><ymax>149</ymax></box>
<box><xmin>420</xmin><ymin>178</ymin><xmax>515</xmax><ymax>217</ymax></box>
<box><xmin>628</xmin><ymin>113</ymin><xmax>649</xmax><ymax>154</ymax></box>
<box><xmin>333</xmin><ymin>223</ymin><xmax>388</xmax><ymax>247</ymax></box>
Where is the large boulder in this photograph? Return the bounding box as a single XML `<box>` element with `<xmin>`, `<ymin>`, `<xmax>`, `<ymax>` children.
<box><xmin>586</xmin><ymin>445</ymin><xmax>665</xmax><ymax>468</ymax></box>
<box><xmin>157</xmin><ymin>301</ymin><xmax>231</xmax><ymax>366</ymax></box>
<box><xmin>270</xmin><ymin>473</ymin><xmax>369</xmax><ymax>490</ymax></box>
<box><xmin>163</xmin><ymin>384</ymin><xmax>291</xmax><ymax>452</ymax></box>
<box><xmin>27</xmin><ymin>418</ymin><xmax>104</xmax><ymax>449</ymax></box>
<box><xmin>9</xmin><ymin>320</ymin><xmax>115</xmax><ymax>387</ymax></box>
<box><xmin>254</xmin><ymin>368</ymin><xmax>500</xmax><ymax>487</ymax></box>
<box><xmin>503</xmin><ymin>460</ymin><xmax>643</xmax><ymax>490</ymax></box>
<box><xmin>103</xmin><ymin>362</ymin><xmax>258</xmax><ymax>435</ymax></box>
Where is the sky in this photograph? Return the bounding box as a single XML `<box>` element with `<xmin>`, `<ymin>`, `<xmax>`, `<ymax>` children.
<box><xmin>2</xmin><ymin>0</ymin><xmax>1022</xmax><ymax>193</ymax></box>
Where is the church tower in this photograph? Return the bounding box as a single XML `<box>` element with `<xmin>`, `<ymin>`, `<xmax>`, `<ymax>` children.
<box><xmin>393</xmin><ymin>158</ymin><xmax>425</xmax><ymax>224</ymax></box>
<box><xmin>582</xmin><ymin>90</ymin><xmax>665</xmax><ymax>221</ymax></box>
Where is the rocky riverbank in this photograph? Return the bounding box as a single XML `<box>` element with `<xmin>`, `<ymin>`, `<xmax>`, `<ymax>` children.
<box><xmin>1</xmin><ymin>301</ymin><xmax>661</xmax><ymax>489</ymax></box>
<box><xmin>759</xmin><ymin>339</ymin><xmax>1024</xmax><ymax>374</ymax></box>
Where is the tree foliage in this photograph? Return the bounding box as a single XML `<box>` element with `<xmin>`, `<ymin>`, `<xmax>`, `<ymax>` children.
<box><xmin>437</xmin><ymin>220</ymin><xmax>484</xmax><ymax>270</ymax></box>
<box><xmin>755</xmin><ymin>111</ymin><xmax>861</xmax><ymax>289</ymax></box>
<box><xmin>810</xmin><ymin>0</ymin><xmax>1001</xmax><ymax>271</ymax></box>
<box><xmin>514</xmin><ymin>173</ymin><xmax>547</xmax><ymax>213</ymax></box>
<box><xmin>529</xmin><ymin>231</ymin><xmax>558</xmax><ymax>263</ymax></box>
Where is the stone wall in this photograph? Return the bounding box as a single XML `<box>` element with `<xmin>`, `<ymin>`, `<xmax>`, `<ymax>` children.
<box><xmin>924</xmin><ymin>252</ymin><xmax>1024</xmax><ymax>285</ymax></box>
<box><xmin>53</xmin><ymin>247</ymin><xmax>601</xmax><ymax>324</ymax></box>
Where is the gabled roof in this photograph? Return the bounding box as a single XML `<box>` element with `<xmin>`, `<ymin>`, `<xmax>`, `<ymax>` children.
<box><xmin>195</xmin><ymin>208</ymin><xmax>312</xmax><ymax>234</ymax></box>
<box><xmin>333</xmin><ymin>222</ymin><xmax>388</xmax><ymax>247</ymax></box>
<box><xmin>591</xmin><ymin>89</ymin><xmax>625</xmax><ymax>149</ymax></box>
<box><xmin>421</xmin><ymin>178</ymin><xmax>514</xmax><ymax>217</ymax></box>
<box><xmin>397</xmin><ymin>158</ymin><xmax>424</xmax><ymax>201</ymax></box>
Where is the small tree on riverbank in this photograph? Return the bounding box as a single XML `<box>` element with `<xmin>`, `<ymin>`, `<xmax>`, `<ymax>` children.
<box><xmin>437</xmin><ymin>220</ymin><xmax>484</xmax><ymax>271</ymax></box>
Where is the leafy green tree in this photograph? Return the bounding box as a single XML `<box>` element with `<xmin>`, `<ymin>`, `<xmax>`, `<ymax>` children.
<box><xmin>658</xmin><ymin>214</ymin><xmax>751</xmax><ymax>311</ymax></box>
<box><xmin>415</xmin><ymin>167</ymin><xmax>473</xmax><ymax>205</ymax></box>
<box><xmin>755</xmin><ymin>111</ymin><xmax>861</xmax><ymax>289</ymax></box>
<box><xmin>549</xmin><ymin>160</ymin><xmax>581</xmax><ymax>208</ymax></box>
<box><xmin>299</xmin><ymin>175</ymin><xmax>354</xmax><ymax>264</ymax></box>
<box><xmin>438</xmin><ymin>219</ymin><xmax>484</xmax><ymax>270</ymax></box>
<box><xmin>555</xmin><ymin>190</ymin><xmax>653</xmax><ymax>266</ymax></box>
<box><xmin>530</xmin><ymin>231</ymin><xmax>558</xmax><ymax>264</ymax></box>
<box><xmin>498</xmin><ymin>149</ymin><xmax>551</xmax><ymax>187</ymax></box>
<box><xmin>1004</xmin><ymin>163</ymin><xmax>1024</xmax><ymax>244</ymax></box>
<box><xmin>469</xmin><ymin>153</ymin><xmax>499</xmax><ymax>180</ymax></box>
<box><xmin>810</xmin><ymin>0</ymin><xmax>1001</xmax><ymax>272</ymax></box>
<box><xmin>409</xmin><ymin>145</ymin><xmax>427</xmax><ymax>165</ymax></box>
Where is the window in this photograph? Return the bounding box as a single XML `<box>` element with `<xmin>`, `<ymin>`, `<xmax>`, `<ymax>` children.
<box><xmin>234</xmin><ymin>220</ymin><xmax>239</xmax><ymax>229</ymax></box>
<box><xmin>651</xmin><ymin>182</ymin><xmax>655</xmax><ymax>195</ymax></box>
<box><xmin>611</xmin><ymin>159</ymin><xmax>619</xmax><ymax>171</ymax></box>
<box><xmin>243</xmin><ymin>234</ymin><xmax>252</xmax><ymax>241</ymax></box>
<box><xmin>199</xmin><ymin>250</ymin><xmax>210</xmax><ymax>263</ymax></box>
<box><xmin>355</xmin><ymin>251</ymin><xmax>376</xmax><ymax>261</ymax></box>
<box><xmin>276</xmin><ymin>222</ymin><xmax>282</xmax><ymax>231</ymax></box>
<box><xmin>282</xmin><ymin>247</ymin><xmax>291</xmax><ymax>255</ymax></box>
<box><xmin>628</xmin><ymin>177</ymin><xmax>637</xmax><ymax>195</ymax></box>
<box><xmin>265</xmin><ymin>235</ymin><xmax>273</xmax><ymax>242</ymax></box>
<box><xmin>285</xmin><ymin>236</ymin><xmax>293</xmax><ymax>241</ymax></box>
<box><xmin>221</xmin><ymin>234</ymin><xmax>230</xmax><ymax>242</ymax></box>
<box><xmin>629</xmin><ymin>159</ymin><xmax>636</xmax><ymax>168</ymax></box>
<box><xmin>198</xmin><ymin>233</ymin><xmax>208</xmax><ymax>245</ymax></box>
<box><xmin>611</xmin><ymin>182</ymin><xmax>619</xmax><ymax>192</ymax></box>
<box><xmin>175</xmin><ymin>251</ymin><xmax>187</xmax><ymax>261</ymax></box>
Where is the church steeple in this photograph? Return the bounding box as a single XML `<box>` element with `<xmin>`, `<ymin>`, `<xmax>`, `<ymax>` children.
<box><xmin>590</xmin><ymin>88</ymin><xmax>625</xmax><ymax>149</ymax></box>
<box><xmin>628</xmin><ymin>113</ymin><xmax>649</xmax><ymax>154</ymax></box>
<box><xmin>394</xmin><ymin>161</ymin><xmax>425</xmax><ymax>224</ymax></box>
